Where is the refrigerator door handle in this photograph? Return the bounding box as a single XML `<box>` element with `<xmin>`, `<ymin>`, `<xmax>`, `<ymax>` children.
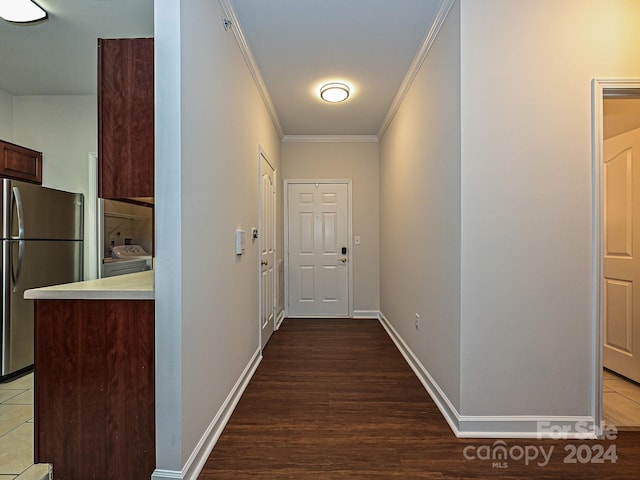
<box><xmin>12</xmin><ymin>241</ymin><xmax>25</xmax><ymax>292</ymax></box>
<box><xmin>12</xmin><ymin>187</ymin><xmax>25</xmax><ymax>240</ymax></box>
<box><xmin>11</xmin><ymin>187</ymin><xmax>25</xmax><ymax>291</ymax></box>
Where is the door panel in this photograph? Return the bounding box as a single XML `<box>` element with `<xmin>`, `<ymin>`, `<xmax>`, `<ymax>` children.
<box><xmin>323</xmin><ymin>266</ymin><xmax>339</xmax><ymax>301</ymax></box>
<box><xmin>260</xmin><ymin>154</ymin><xmax>276</xmax><ymax>349</ymax></box>
<box><xmin>300</xmin><ymin>213</ymin><xmax>314</xmax><ymax>253</ymax></box>
<box><xmin>323</xmin><ymin>213</ymin><xmax>337</xmax><ymax>252</ymax></box>
<box><xmin>300</xmin><ymin>266</ymin><xmax>314</xmax><ymax>301</ymax></box>
<box><xmin>605</xmin><ymin>150</ymin><xmax>632</xmax><ymax>257</ymax></box>
<box><xmin>604</xmin><ymin>127</ymin><xmax>640</xmax><ymax>382</ymax></box>
<box><xmin>604</xmin><ymin>279</ymin><xmax>633</xmax><ymax>353</ymax></box>
<box><xmin>288</xmin><ymin>182</ymin><xmax>349</xmax><ymax>317</ymax></box>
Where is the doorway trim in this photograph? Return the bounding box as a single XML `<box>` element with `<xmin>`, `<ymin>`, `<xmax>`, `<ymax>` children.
<box><xmin>592</xmin><ymin>78</ymin><xmax>640</xmax><ymax>433</ymax></box>
<box><xmin>284</xmin><ymin>179</ymin><xmax>353</xmax><ymax>318</ymax></box>
<box><xmin>258</xmin><ymin>146</ymin><xmax>277</xmax><ymax>352</ymax></box>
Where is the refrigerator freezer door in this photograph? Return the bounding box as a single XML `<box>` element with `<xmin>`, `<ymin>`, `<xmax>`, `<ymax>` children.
<box><xmin>1</xmin><ymin>239</ymin><xmax>82</xmax><ymax>378</ymax></box>
<box><xmin>1</xmin><ymin>179</ymin><xmax>83</xmax><ymax>240</ymax></box>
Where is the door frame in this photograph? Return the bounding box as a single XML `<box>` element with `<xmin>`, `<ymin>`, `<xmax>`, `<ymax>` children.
<box><xmin>258</xmin><ymin>146</ymin><xmax>277</xmax><ymax>351</ymax></box>
<box><xmin>284</xmin><ymin>179</ymin><xmax>353</xmax><ymax>318</ymax></box>
<box><xmin>592</xmin><ymin>78</ymin><xmax>640</xmax><ymax>432</ymax></box>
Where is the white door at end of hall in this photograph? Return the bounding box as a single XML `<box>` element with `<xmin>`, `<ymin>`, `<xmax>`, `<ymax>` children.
<box><xmin>260</xmin><ymin>154</ymin><xmax>276</xmax><ymax>349</ymax></box>
<box><xmin>288</xmin><ymin>182</ymin><xmax>349</xmax><ymax>317</ymax></box>
<box><xmin>604</xmin><ymin>126</ymin><xmax>640</xmax><ymax>383</ymax></box>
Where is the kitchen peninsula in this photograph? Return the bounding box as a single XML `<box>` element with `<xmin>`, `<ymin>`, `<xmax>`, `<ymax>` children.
<box><xmin>24</xmin><ymin>271</ymin><xmax>155</xmax><ymax>480</ymax></box>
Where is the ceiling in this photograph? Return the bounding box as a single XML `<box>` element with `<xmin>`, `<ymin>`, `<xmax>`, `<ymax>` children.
<box><xmin>0</xmin><ymin>0</ymin><xmax>444</xmax><ymax>136</ymax></box>
<box><xmin>231</xmin><ymin>0</ymin><xmax>443</xmax><ymax>136</ymax></box>
<box><xmin>0</xmin><ymin>0</ymin><xmax>153</xmax><ymax>96</ymax></box>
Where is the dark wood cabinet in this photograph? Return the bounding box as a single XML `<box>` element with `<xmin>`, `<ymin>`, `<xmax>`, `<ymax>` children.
<box><xmin>0</xmin><ymin>140</ymin><xmax>42</xmax><ymax>184</ymax></box>
<box><xmin>98</xmin><ymin>38</ymin><xmax>154</xmax><ymax>200</ymax></box>
<box><xmin>34</xmin><ymin>299</ymin><xmax>155</xmax><ymax>480</ymax></box>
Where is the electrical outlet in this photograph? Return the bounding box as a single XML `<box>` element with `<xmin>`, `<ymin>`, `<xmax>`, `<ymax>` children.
<box><xmin>415</xmin><ymin>313</ymin><xmax>420</xmax><ymax>330</ymax></box>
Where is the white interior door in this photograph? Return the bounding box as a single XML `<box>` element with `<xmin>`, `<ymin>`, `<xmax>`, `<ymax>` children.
<box><xmin>603</xmin><ymin>126</ymin><xmax>640</xmax><ymax>382</ymax></box>
<box><xmin>260</xmin><ymin>153</ymin><xmax>276</xmax><ymax>349</ymax></box>
<box><xmin>287</xmin><ymin>182</ymin><xmax>350</xmax><ymax>317</ymax></box>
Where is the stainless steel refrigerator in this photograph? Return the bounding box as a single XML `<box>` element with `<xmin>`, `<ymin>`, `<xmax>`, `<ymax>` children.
<box><xmin>0</xmin><ymin>179</ymin><xmax>83</xmax><ymax>382</ymax></box>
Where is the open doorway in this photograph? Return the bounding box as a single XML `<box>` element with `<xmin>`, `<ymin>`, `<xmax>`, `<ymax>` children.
<box><xmin>594</xmin><ymin>79</ymin><xmax>640</xmax><ymax>429</ymax></box>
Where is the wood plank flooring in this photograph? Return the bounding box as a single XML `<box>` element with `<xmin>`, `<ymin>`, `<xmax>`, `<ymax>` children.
<box><xmin>199</xmin><ymin>319</ymin><xmax>640</xmax><ymax>479</ymax></box>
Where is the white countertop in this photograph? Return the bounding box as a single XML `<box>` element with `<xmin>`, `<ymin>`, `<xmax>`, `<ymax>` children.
<box><xmin>24</xmin><ymin>270</ymin><xmax>154</xmax><ymax>300</ymax></box>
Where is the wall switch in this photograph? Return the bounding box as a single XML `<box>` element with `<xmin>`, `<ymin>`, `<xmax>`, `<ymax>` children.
<box><xmin>354</xmin><ymin>235</ymin><xmax>361</xmax><ymax>245</ymax></box>
<box><xmin>235</xmin><ymin>230</ymin><xmax>245</xmax><ymax>255</ymax></box>
<box><xmin>415</xmin><ymin>313</ymin><xmax>420</xmax><ymax>330</ymax></box>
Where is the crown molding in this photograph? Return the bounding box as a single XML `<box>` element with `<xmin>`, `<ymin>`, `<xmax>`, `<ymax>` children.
<box><xmin>377</xmin><ymin>0</ymin><xmax>456</xmax><ymax>139</ymax></box>
<box><xmin>218</xmin><ymin>0</ymin><xmax>283</xmax><ymax>138</ymax></box>
<box><xmin>282</xmin><ymin>135</ymin><xmax>379</xmax><ymax>143</ymax></box>
<box><xmin>220</xmin><ymin>0</ymin><xmax>454</xmax><ymax>142</ymax></box>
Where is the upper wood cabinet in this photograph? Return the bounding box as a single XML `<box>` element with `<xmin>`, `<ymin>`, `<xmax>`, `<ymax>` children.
<box><xmin>0</xmin><ymin>140</ymin><xmax>43</xmax><ymax>184</ymax></box>
<box><xmin>0</xmin><ymin>140</ymin><xmax>42</xmax><ymax>185</ymax></box>
<box><xmin>98</xmin><ymin>38</ymin><xmax>154</xmax><ymax>200</ymax></box>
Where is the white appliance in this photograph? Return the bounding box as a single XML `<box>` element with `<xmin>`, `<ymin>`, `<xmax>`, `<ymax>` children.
<box><xmin>103</xmin><ymin>244</ymin><xmax>151</xmax><ymax>278</ymax></box>
<box><xmin>97</xmin><ymin>199</ymin><xmax>153</xmax><ymax>278</ymax></box>
<box><xmin>111</xmin><ymin>244</ymin><xmax>150</xmax><ymax>259</ymax></box>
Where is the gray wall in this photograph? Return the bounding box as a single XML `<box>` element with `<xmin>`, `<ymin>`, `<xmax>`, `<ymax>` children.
<box><xmin>459</xmin><ymin>0</ymin><xmax>640</xmax><ymax>419</ymax></box>
<box><xmin>381</xmin><ymin>0</ymin><xmax>640</xmax><ymax>433</ymax></box>
<box><xmin>0</xmin><ymin>89</ymin><xmax>12</xmax><ymax>139</ymax></box>
<box><xmin>282</xmin><ymin>140</ymin><xmax>380</xmax><ymax>314</ymax></box>
<box><xmin>154</xmin><ymin>0</ymin><xmax>281</xmax><ymax>473</ymax></box>
<box><xmin>379</xmin><ymin>0</ymin><xmax>461</xmax><ymax>411</ymax></box>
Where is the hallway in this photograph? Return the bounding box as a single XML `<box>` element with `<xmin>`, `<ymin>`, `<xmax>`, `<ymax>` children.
<box><xmin>199</xmin><ymin>319</ymin><xmax>640</xmax><ymax>479</ymax></box>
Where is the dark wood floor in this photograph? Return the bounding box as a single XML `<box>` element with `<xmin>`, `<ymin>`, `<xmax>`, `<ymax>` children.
<box><xmin>199</xmin><ymin>319</ymin><xmax>640</xmax><ymax>479</ymax></box>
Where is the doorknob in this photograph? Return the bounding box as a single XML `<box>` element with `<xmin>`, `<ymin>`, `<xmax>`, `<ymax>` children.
<box><xmin>261</xmin><ymin>260</ymin><xmax>268</xmax><ymax>266</ymax></box>
<box><xmin>339</xmin><ymin>257</ymin><xmax>348</xmax><ymax>264</ymax></box>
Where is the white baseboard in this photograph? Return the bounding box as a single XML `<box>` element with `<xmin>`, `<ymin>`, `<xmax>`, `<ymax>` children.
<box><xmin>378</xmin><ymin>312</ymin><xmax>597</xmax><ymax>439</ymax></box>
<box><xmin>352</xmin><ymin>310</ymin><xmax>380</xmax><ymax>319</ymax></box>
<box><xmin>152</xmin><ymin>470</ymin><xmax>182</xmax><ymax>480</ymax></box>
<box><xmin>151</xmin><ymin>348</ymin><xmax>263</xmax><ymax>480</ymax></box>
<box><xmin>456</xmin><ymin>415</ymin><xmax>598</xmax><ymax>439</ymax></box>
<box><xmin>275</xmin><ymin>309</ymin><xmax>285</xmax><ymax>329</ymax></box>
<box><xmin>378</xmin><ymin>312</ymin><xmax>461</xmax><ymax>434</ymax></box>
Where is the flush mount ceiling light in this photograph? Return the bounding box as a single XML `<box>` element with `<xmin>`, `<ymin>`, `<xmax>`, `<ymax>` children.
<box><xmin>0</xmin><ymin>0</ymin><xmax>48</xmax><ymax>24</ymax></box>
<box><xmin>320</xmin><ymin>83</ymin><xmax>350</xmax><ymax>103</ymax></box>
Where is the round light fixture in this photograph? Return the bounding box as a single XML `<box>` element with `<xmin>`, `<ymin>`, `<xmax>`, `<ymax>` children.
<box><xmin>320</xmin><ymin>83</ymin><xmax>350</xmax><ymax>103</ymax></box>
<box><xmin>0</xmin><ymin>0</ymin><xmax>47</xmax><ymax>23</ymax></box>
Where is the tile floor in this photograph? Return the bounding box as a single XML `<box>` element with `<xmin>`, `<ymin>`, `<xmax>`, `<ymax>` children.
<box><xmin>603</xmin><ymin>368</ymin><xmax>640</xmax><ymax>428</ymax></box>
<box><xmin>0</xmin><ymin>373</ymin><xmax>49</xmax><ymax>480</ymax></box>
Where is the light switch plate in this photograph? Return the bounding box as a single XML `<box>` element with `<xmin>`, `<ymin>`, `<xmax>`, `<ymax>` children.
<box><xmin>235</xmin><ymin>230</ymin><xmax>245</xmax><ymax>255</ymax></box>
